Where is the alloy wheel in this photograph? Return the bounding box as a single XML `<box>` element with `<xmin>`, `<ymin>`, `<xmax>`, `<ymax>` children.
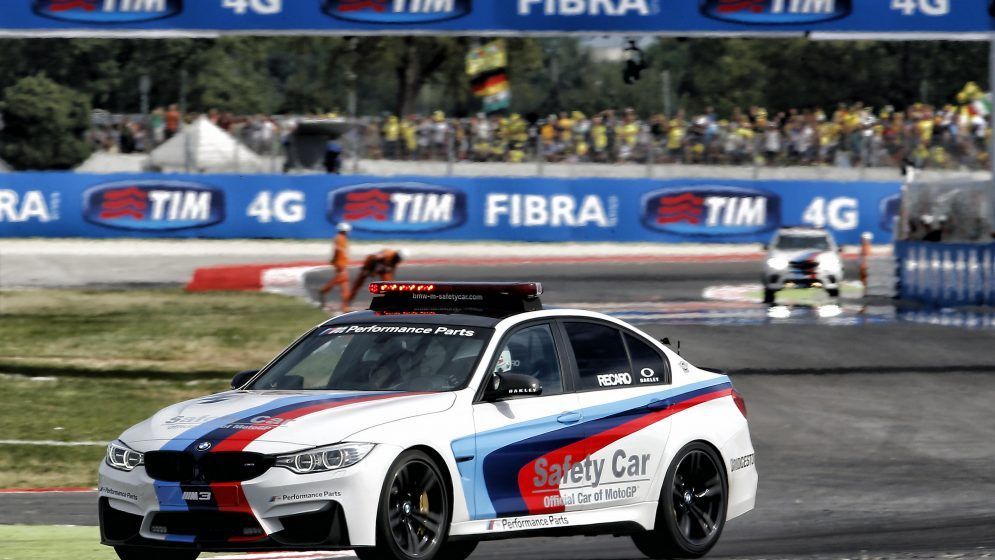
<box><xmin>387</xmin><ymin>459</ymin><xmax>446</xmax><ymax>558</ymax></box>
<box><xmin>671</xmin><ymin>449</ymin><xmax>724</xmax><ymax>546</ymax></box>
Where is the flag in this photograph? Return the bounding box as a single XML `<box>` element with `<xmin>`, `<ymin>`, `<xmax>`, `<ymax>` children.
<box><xmin>466</xmin><ymin>40</ymin><xmax>508</xmax><ymax>77</ymax></box>
<box><xmin>483</xmin><ymin>90</ymin><xmax>511</xmax><ymax>113</ymax></box>
<box><xmin>972</xmin><ymin>94</ymin><xmax>991</xmax><ymax>117</ymax></box>
<box><xmin>467</xmin><ymin>40</ymin><xmax>511</xmax><ymax>114</ymax></box>
<box><xmin>472</xmin><ymin>74</ymin><xmax>509</xmax><ymax>98</ymax></box>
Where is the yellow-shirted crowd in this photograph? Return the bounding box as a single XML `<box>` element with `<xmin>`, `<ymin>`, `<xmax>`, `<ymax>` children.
<box><xmin>362</xmin><ymin>84</ymin><xmax>992</xmax><ymax>170</ymax></box>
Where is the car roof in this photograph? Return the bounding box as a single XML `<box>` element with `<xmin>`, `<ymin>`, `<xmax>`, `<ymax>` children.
<box><xmin>776</xmin><ymin>227</ymin><xmax>831</xmax><ymax>236</ymax></box>
<box><xmin>322</xmin><ymin>308</ymin><xmax>635</xmax><ymax>331</ymax></box>
<box><xmin>324</xmin><ymin>310</ymin><xmax>504</xmax><ymax>328</ymax></box>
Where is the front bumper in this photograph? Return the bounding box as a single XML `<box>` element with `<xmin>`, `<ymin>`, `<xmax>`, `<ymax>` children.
<box><xmin>98</xmin><ymin>443</ymin><xmax>399</xmax><ymax>550</ymax></box>
<box><xmin>764</xmin><ymin>268</ymin><xmax>840</xmax><ymax>290</ymax></box>
<box><xmin>99</xmin><ymin>497</ymin><xmax>350</xmax><ymax>551</ymax></box>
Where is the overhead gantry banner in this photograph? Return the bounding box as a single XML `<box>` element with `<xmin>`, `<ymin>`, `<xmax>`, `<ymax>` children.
<box><xmin>0</xmin><ymin>1</ymin><xmax>992</xmax><ymax>37</ymax></box>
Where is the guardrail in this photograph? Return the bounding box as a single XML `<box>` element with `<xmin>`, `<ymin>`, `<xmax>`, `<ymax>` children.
<box><xmin>896</xmin><ymin>241</ymin><xmax>995</xmax><ymax>307</ymax></box>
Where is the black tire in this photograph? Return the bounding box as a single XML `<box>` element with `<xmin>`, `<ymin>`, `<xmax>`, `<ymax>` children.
<box><xmin>763</xmin><ymin>288</ymin><xmax>776</xmax><ymax>304</ymax></box>
<box><xmin>356</xmin><ymin>449</ymin><xmax>452</xmax><ymax>560</ymax></box>
<box><xmin>114</xmin><ymin>547</ymin><xmax>198</xmax><ymax>560</ymax></box>
<box><xmin>632</xmin><ymin>442</ymin><xmax>728</xmax><ymax>559</ymax></box>
<box><xmin>827</xmin><ymin>288</ymin><xmax>840</xmax><ymax>298</ymax></box>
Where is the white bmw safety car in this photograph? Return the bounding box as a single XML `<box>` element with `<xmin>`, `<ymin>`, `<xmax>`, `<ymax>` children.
<box><xmin>763</xmin><ymin>227</ymin><xmax>844</xmax><ymax>303</ymax></box>
<box><xmin>99</xmin><ymin>282</ymin><xmax>757</xmax><ymax>560</ymax></box>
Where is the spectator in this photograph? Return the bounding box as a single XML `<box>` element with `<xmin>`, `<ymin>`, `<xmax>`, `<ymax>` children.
<box><xmin>150</xmin><ymin>107</ymin><xmax>165</xmax><ymax>146</ymax></box>
<box><xmin>165</xmin><ymin>104</ymin><xmax>181</xmax><ymax>140</ymax></box>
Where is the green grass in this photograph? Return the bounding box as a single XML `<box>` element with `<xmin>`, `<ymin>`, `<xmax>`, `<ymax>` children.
<box><xmin>0</xmin><ymin>526</ymin><xmax>256</xmax><ymax>560</ymax></box>
<box><xmin>760</xmin><ymin>282</ymin><xmax>863</xmax><ymax>304</ymax></box>
<box><xmin>0</xmin><ymin>289</ymin><xmax>328</xmax><ymax>377</ymax></box>
<box><xmin>0</xmin><ymin>376</ymin><xmax>230</xmax><ymax>488</ymax></box>
<box><xmin>0</xmin><ymin>526</ymin><xmax>114</xmax><ymax>560</ymax></box>
<box><xmin>0</xmin><ymin>288</ymin><xmax>330</xmax><ymax>488</ymax></box>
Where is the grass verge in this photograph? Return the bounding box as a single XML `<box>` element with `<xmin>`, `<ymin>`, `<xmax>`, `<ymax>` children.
<box><xmin>0</xmin><ymin>289</ymin><xmax>328</xmax><ymax>377</ymax></box>
<box><xmin>0</xmin><ymin>288</ymin><xmax>328</xmax><ymax>487</ymax></box>
<box><xmin>0</xmin><ymin>525</ymin><xmax>114</xmax><ymax>560</ymax></box>
<box><xmin>0</xmin><ymin>376</ymin><xmax>230</xmax><ymax>487</ymax></box>
<box><xmin>0</xmin><ymin>525</ymin><xmax>279</xmax><ymax>559</ymax></box>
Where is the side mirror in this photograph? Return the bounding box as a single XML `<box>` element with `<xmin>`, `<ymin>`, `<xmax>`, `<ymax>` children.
<box><xmin>484</xmin><ymin>373</ymin><xmax>541</xmax><ymax>401</ymax></box>
<box><xmin>231</xmin><ymin>369</ymin><xmax>259</xmax><ymax>390</ymax></box>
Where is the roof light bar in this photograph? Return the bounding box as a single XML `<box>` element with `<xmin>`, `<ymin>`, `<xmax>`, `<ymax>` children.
<box><xmin>368</xmin><ymin>282</ymin><xmax>544</xmax><ymax>316</ymax></box>
<box><xmin>369</xmin><ymin>282</ymin><xmax>542</xmax><ymax>298</ymax></box>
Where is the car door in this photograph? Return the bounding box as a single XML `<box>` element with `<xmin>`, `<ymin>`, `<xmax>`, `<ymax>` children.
<box><xmin>469</xmin><ymin>322</ymin><xmax>584</xmax><ymax>520</ymax></box>
<box><xmin>559</xmin><ymin>320</ymin><xmax>672</xmax><ymax>511</ymax></box>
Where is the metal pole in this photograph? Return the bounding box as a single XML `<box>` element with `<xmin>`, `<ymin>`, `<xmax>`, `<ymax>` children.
<box><xmin>445</xmin><ymin>125</ymin><xmax>455</xmax><ymax>177</ymax></box>
<box><xmin>535</xmin><ymin>120</ymin><xmax>544</xmax><ymax>177</ymax></box>
<box><xmin>233</xmin><ymin>128</ymin><xmax>240</xmax><ymax>174</ymax></box>
<box><xmin>990</xmin><ymin>39</ymin><xmax>995</xmax><ymax>179</ymax></box>
<box><xmin>139</xmin><ymin>75</ymin><xmax>150</xmax><ymax>117</ymax></box>
<box><xmin>662</xmin><ymin>70</ymin><xmax>672</xmax><ymax>118</ymax></box>
<box><xmin>180</xmin><ymin>69</ymin><xmax>190</xmax><ymax>173</ymax></box>
<box><xmin>347</xmin><ymin>37</ymin><xmax>360</xmax><ymax>175</ymax></box>
<box><xmin>990</xmin><ymin>39</ymin><xmax>995</xmax><ymax>234</ymax></box>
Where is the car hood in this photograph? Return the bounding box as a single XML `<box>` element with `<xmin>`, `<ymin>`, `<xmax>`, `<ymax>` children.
<box><xmin>770</xmin><ymin>249</ymin><xmax>832</xmax><ymax>263</ymax></box>
<box><xmin>121</xmin><ymin>390</ymin><xmax>454</xmax><ymax>451</ymax></box>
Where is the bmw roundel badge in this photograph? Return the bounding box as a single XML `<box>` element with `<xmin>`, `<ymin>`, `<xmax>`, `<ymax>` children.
<box><xmin>196</xmin><ymin>441</ymin><xmax>212</xmax><ymax>452</ymax></box>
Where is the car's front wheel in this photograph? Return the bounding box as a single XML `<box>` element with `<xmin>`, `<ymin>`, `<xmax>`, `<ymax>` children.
<box><xmin>827</xmin><ymin>288</ymin><xmax>840</xmax><ymax>298</ymax></box>
<box><xmin>632</xmin><ymin>442</ymin><xmax>728</xmax><ymax>559</ymax></box>
<box><xmin>114</xmin><ymin>546</ymin><xmax>198</xmax><ymax>560</ymax></box>
<box><xmin>356</xmin><ymin>449</ymin><xmax>453</xmax><ymax>560</ymax></box>
<box><xmin>763</xmin><ymin>288</ymin><xmax>776</xmax><ymax>304</ymax></box>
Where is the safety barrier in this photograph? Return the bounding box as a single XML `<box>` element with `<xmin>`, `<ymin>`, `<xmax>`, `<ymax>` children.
<box><xmin>896</xmin><ymin>241</ymin><xmax>995</xmax><ymax>307</ymax></box>
<box><xmin>0</xmin><ymin>173</ymin><xmax>900</xmax><ymax>244</ymax></box>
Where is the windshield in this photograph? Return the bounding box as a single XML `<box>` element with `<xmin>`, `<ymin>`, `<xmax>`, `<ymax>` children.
<box><xmin>774</xmin><ymin>234</ymin><xmax>831</xmax><ymax>251</ymax></box>
<box><xmin>249</xmin><ymin>324</ymin><xmax>493</xmax><ymax>392</ymax></box>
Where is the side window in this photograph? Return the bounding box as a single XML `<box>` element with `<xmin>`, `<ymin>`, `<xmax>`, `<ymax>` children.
<box><xmin>564</xmin><ymin>322</ymin><xmax>632</xmax><ymax>390</ymax></box>
<box><xmin>625</xmin><ymin>334</ymin><xmax>667</xmax><ymax>385</ymax></box>
<box><xmin>493</xmin><ymin>324</ymin><xmax>563</xmax><ymax>396</ymax></box>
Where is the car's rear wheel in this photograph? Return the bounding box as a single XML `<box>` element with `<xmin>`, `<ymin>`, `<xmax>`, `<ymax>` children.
<box><xmin>114</xmin><ymin>546</ymin><xmax>198</xmax><ymax>560</ymax></box>
<box><xmin>632</xmin><ymin>442</ymin><xmax>728</xmax><ymax>559</ymax></box>
<box><xmin>827</xmin><ymin>288</ymin><xmax>840</xmax><ymax>298</ymax></box>
<box><xmin>763</xmin><ymin>288</ymin><xmax>776</xmax><ymax>304</ymax></box>
<box><xmin>356</xmin><ymin>449</ymin><xmax>452</xmax><ymax>560</ymax></box>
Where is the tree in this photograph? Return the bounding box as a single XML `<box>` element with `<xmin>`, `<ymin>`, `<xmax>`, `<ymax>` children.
<box><xmin>0</xmin><ymin>74</ymin><xmax>91</xmax><ymax>170</ymax></box>
<box><xmin>186</xmin><ymin>38</ymin><xmax>281</xmax><ymax>114</ymax></box>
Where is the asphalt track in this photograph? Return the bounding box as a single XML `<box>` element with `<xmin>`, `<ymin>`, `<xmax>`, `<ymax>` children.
<box><xmin>3</xmin><ymin>252</ymin><xmax>995</xmax><ymax>559</ymax></box>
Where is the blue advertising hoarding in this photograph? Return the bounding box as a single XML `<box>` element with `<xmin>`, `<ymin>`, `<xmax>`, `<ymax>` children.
<box><xmin>0</xmin><ymin>173</ymin><xmax>900</xmax><ymax>244</ymax></box>
<box><xmin>896</xmin><ymin>241</ymin><xmax>995</xmax><ymax>307</ymax></box>
<box><xmin>0</xmin><ymin>1</ymin><xmax>991</xmax><ymax>35</ymax></box>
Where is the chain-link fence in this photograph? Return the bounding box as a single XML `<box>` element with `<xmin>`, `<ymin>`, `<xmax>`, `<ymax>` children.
<box><xmin>899</xmin><ymin>179</ymin><xmax>995</xmax><ymax>243</ymax></box>
<box><xmin>83</xmin><ymin>108</ymin><xmax>992</xmax><ymax>177</ymax></box>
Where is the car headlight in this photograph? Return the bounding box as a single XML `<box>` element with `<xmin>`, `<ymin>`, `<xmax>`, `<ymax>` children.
<box><xmin>766</xmin><ymin>256</ymin><xmax>789</xmax><ymax>271</ymax></box>
<box><xmin>106</xmin><ymin>441</ymin><xmax>144</xmax><ymax>472</ymax></box>
<box><xmin>275</xmin><ymin>443</ymin><xmax>375</xmax><ymax>475</ymax></box>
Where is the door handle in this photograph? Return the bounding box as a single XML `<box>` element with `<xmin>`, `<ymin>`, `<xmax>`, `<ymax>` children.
<box><xmin>557</xmin><ymin>411</ymin><xmax>583</xmax><ymax>424</ymax></box>
<box><xmin>646</xmin><ymin>399</ymin><xmax>670</xmax><ymax>411</ymax></box>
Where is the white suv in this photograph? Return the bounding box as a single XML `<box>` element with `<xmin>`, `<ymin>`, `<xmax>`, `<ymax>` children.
<box><xmin>763</xmin><ymin>227</ymin><xmax>843</xmax><ymax>303</ymax></box>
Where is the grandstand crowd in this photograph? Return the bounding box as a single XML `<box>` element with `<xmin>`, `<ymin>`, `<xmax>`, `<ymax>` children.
<box><xmin>91</xmin><ymin>99</ymin><xmax>992</xmax><ymax>171</ymax></box>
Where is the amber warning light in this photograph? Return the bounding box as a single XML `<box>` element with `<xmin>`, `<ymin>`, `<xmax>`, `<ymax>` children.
<box><xmin>368</xmin><ymin>282</ymin><xmax>544</xmax><ymax>315</ymax></box>
<box><xmin>370</xmin><ymin>282</ymin><xmax>542</xmax><ymax>297</ymax></box>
